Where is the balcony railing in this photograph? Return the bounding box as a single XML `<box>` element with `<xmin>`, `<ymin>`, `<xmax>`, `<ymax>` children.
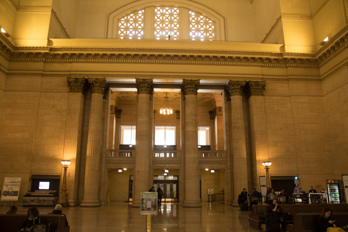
<box><xmin>153</xmin><ymin>150</ymin><xmax>181</xmax><ymax>158</ymax></box>
<box><xmin>199</xmin><ymin>150</ymin><xmax>226</xmax><ymax>158</ymax></box>
<box><xmin>107</xmin><ymin>149</ymin><xmax>134</xmax><ymax>158</ymax></box>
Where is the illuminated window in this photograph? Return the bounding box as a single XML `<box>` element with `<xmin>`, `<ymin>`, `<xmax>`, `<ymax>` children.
<box><xmin>155</xmin><ymin>126</ymin><xmax>176</xmax><ymax>145</ymax></box>
<box><xmin>118</xmin><ymin>10</ymin><xmax>144</xmax><ymax>40</ymax></box>
<box><xmin>154</xmin><ymin>7</ymin><xmax>179</xmax><ymax>40</ymax></box>
<box><xmin>189</xmin><ymin>11</ymin><xmax>215</xmax><ymax>41</ymax></box>
<box><xmin>198</xmin><ymin>127</ymin><xmax>210</xmax><ymax>145</ymax></box>
<box><xmin>120</xmin><ymin>125</ymin><xmax>136</xmax><ymax>145</ymax></box>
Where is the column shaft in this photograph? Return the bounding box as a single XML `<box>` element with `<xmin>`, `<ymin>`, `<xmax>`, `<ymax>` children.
<box><xmin>182</xmin><ymin>79</ymin><xmax>201</xmax><ymax>208</ymax></box>
<box><xmin>81</xmin><ymin>78</ymin><xmax>106</xmax><ymax>207</ymax></box>
<box><xmin>132</xmin><ymin>79</ymin><xmax>153</xmax><ymax>207</ymax></box>
<box><xmin>228</xmin><ymin>81</ymin><xmax>248</xmax><ymax>205</ymax></box>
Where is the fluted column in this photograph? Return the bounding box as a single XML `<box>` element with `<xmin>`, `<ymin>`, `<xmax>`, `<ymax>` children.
<box><xmin>228</xmin><ymin>81</ymin><xmax>248</xmax><ymax>206</ymax></box>
<box><xmin>223</xmin><ymin>89</ymin><xmax>233</xmax><ymax>205</ymax></box>
<box><xmin>182</xmin><ymin>79</ymin><xmax>201</xmax><ymax>208</ymax></box>
<box><xmin>248</xmin><ymin>81</ymin><xmax>267</xmax><ymax>190</ymax></box>
<box><xmin>80</xmin><ymin>78</ymin><xmax>106</xmax><ymax>207</ymax></box>
<box><xmin>132</xmin><ymin>79</ymin><xmax>153</xmax><ymax>207</ymax></box>
<box><xmin>63</xmin><ymin>77</ymin><xmax>86</xmax><ymax>206</ymax></box>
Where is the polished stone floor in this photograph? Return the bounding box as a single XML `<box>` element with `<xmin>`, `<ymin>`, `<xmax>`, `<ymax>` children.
<box><xmin>1</xmin><ymin>202</ymin><xmax>260</xmax><ymax>232</ymax></box>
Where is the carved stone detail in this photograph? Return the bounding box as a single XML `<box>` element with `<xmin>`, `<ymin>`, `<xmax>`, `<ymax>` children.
<box><xmin>209</xmin><ymin>110</ymin><xmax>216</xmax><ymax>120</ymax></box>
<box><xmin>116</xmin><ymin>108</ymin><xmax>122</xmax><ymax>118</ymax></box>
<box><xmin>175</xmin><ymin>110</ymin><xmax>180</xmax><ymax>119</ymax></box>
<box><xmin>87</xmin><ymin>78</ymin><xmax>107</xmax><ymax>94</ymax></box>
<box><xmin>136</xmin><ymin>79</ymin><xmax>153</xmax><ymax>94</ymax></box>
<box><xmin>182</xmin><ymin>79</ymin><xmax>200</xmax><ymax>95</ymax></box>
<box><xmin>248</xmin><ymin>81</ymin><xmax>266</xmax><ymax>96</ymax></box>
<box><xmin>67</xmin><ymin>77</ymin><xmax>86</xmax><ymax>93</ymax></box>
<box><xmin>227</xmin><ymin>81</ymin><xmax>246</xmax><ymax>96</ymax></box>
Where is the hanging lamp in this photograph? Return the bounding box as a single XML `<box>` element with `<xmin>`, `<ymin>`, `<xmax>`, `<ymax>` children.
<box><xmin>160</xmin><ymin>93</ymin><xmax>173</xmax><ymax>115</ymax></box>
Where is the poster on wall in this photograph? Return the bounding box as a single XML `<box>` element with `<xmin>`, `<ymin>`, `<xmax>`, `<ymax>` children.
<box><xmin>1</xmin><ymin>177</ymin><xmax>21</xmax><ymax>201</ymax></box>
<box><xmin>342</xmin><ymin>175</ymin><xmax>348</xmax><ymax>204</ymax></box>
<box><xmin>140</xmin><ymin>192</ymin><xmax>158</xmax><ymax>215</ymax></box>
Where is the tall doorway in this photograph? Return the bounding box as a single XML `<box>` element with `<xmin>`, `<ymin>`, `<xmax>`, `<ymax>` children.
<box><xmin>154</xmin><ymin>175</ymin><xmax>179</xmax><ymax>202</ymax></box>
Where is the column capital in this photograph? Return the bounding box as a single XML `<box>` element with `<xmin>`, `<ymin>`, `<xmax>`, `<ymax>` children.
<box><xmin>182</xmin><ymin>79</ymin><xmax>200</xmax><ymax>95</ymax></box>
<box><xmin>227</xmin><ymin>81</ymin><xmax>246</xmax><ymax>96</ymax></box>
<box><xmin>248</xmin><ymin>81</ymin><xmax>266</xmax><ymax>96</ymax></box>
<box><xmin>87</xmin><ymin>78</ymin><xmax>107</xmax><ymax>94</ymax></box>
<box><xmin>136</xmin><ymin>79</ymin><xmax>153</xmax><ymax>94</ymax></box>
<box><xmin>67</xmin><ymin>77</ymin><xmax>86</xmax><ymax>93</ymax></box>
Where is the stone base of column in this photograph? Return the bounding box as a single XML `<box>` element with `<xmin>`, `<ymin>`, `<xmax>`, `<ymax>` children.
<box><xmin>67</xmin><ymin>200</ymin><xmax>79</xmax><ymax>207</ymax></box>
<box><xmin>80</xmin><ymin>200</ymin><xmax>101</xmax><ymax>207</ymax></box>
<box><xmin>183</xmin><ymin>200</ymin><xmax>201</xmax><ymax>208</ymax></box>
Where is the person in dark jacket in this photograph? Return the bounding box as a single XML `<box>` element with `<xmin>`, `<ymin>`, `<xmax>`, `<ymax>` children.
<box><xmin>51</xmin><ymin>204</ymin><xmax>69</xmax><ymax>227</ymax></box>
<box><xmin>317</xmin><ymin>208</ymin><xmax>336</xmax><ymax>232</ymax></box>
<box><xmin>19</xmin><ymin>207</ymin><xmax>40</xmax><ymax>231</ymax></box>
<box><xmin>157</xmin><ymin>187</ymin><xmax>164</xmax><ymax>204</ymax></box>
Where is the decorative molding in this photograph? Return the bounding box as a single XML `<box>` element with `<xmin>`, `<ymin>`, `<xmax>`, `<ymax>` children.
<box><xmin>87</xmin><ymin>78</ymin><xmax>107</xmax><ymax>94</ymax></box>
<box><xmin>136</xmin><ymin>79</ymin><xmax>153</xmax><ymax>94</ymax></box>
<box><xmin>227</xmin><ymin>81</ymin><xmax>246</xmax><ymax>96</ymax></box>
<box><xmin>209</xmin><ymin>110</ymin><xmax>216</xmax><ymax>120</ymax></box>
<box><xmin>67</xmin><ymin>77</ymin><xmax>86</xmax><ymax>93</ymax></box>
<box><xmin>182</xmin><ymin>79</ymin><xmax>200</xmax><ymax>95</ymax></box>
<box><xmin>342</xmin><ymin>0</ymin><xmax>348</xmax><ymax>25</ymax></box>
<box><xmin>261</xmin><ymin>16</ymin><xmax>281</xmax><ymax>43</ymax></box>
<box><xmin>175</xmin><ymin>110</ymin><xmax>180</xmax><ymax>119</ymax></box>
<box><xmin>116</xmin><ymin>108</ymin><xmax>122</xmax><ymax>118</ymax></box>
<box><xmin>248</xmin><ymin>81</ymin><xmax>266</xmax><ymax>96</ymax></box>
<box><xmin>51</xmin><ymin>10</ymin><xmax>70</xmax><ymax>38</ymax></box>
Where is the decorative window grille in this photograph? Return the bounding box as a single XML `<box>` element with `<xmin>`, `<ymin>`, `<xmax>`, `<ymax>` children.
<box><xmin>189</xmin><ymin>11</ymin><xmax>215</xmax><ymax>41</ymax></box>
<box><xmin>154</xmin><ymin>7</ymin><xmax>179</xmax><ymax>40</ymax></box>
<box><xmin>118</xmin><ymin>10</ymin><xmax>144</xmax><ymax>39</ymax></box>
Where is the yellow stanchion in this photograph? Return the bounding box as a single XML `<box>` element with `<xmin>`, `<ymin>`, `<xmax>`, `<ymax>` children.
<box><xmin>146</xmin><ymin>214</ymin><xmax>151</xmax><ymax>232</ymax></box>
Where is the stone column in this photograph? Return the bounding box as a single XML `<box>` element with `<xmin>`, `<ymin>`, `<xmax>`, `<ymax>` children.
<box><xmin>182</xmin><ymin>79</ymin><xmax>201</xmax><ymax>208</ymax></box>
<box><xmin>80</xmin><ymin>78</ymin><xmax>106</xmax><ymax>207</ymax></box>
<box><xmin>132</xmin><ymin>79</ymin><xmax>153</xmax><ymax>207</ymax></box>
<box><xmin>63</xmin><ymin>77</ymin><xmax>86</xmax><ymax>206</ymax></box>
<box><xmin>228</xmin><ymin>81</ymin><xmax>248</xmax><ymax>206</ymax></box>
<box><xmin>248</xmin><ymin>81</ymin><xmax>267</xmax><ymax>189</ymax></box>
<box><xmin>223</xmin><ymin>89</ymin><xmax>233</xmax><ymax>205</ymax></box>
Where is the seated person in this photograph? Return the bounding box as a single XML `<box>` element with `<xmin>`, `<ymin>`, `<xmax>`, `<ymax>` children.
<box><xmin>317</xmin><ymin>208</ymin><xmax>337</xmax><ymax>232</ymax></box>
<box><xmin>250</xmin><ymin>188</ymin><xmax>262</xmax><ymax>208</ymax></box>
<box><xmin>266</xmin><ymin>199</ymin><xmax>287</xmax><ymax>232</ymax></box>
<box><xmin>19</xmin><ymin>207</ymin><xmax>40</xmax><ymax>232</ymax></box>
<box><xmin>278</xmin><ymin>189</ymin><xmax>288</xmax><ymax>204</ymax></box>
<box><xmin>51</xmin><ymin>204</ymin><xmax>69</xmax><ymax>227</ymax></box>
<box><xmin>238</xmin><ymin>188</ymin><xmax>248</xmax><ymax>205</ymax></box>
<box><xmin>266</xmin><ymin>188</ymin><xmax>277</xmax><ymax>204</ymax></box>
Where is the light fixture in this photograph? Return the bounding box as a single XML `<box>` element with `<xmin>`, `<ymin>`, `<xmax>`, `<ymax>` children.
<box><xmin>164</xmin><ymin>169</ymin><xmax>169</xmax><ymax>173</ymax></box>
<box><xmin>262</xmin><ymin>161</ymin><xmax>272</xmax><ymax>167</ymax></box>
<box><xmin>320</xmin><ymin>37</ymin><xmax>329</xmax><ymax>46</ymax></box>
<box><xmin>205</xmin><ymin>168</ymin><xmax>209</xmax><ymax>171</ymax></box>
<box><xmin>118</xmin><ymin>168</ymin><xmax>123</xmax><ymax>173</ymax></box>
<box><xmin>210</xmin><ymin>169</ymin><xmax>215</xmax><ymax>173</ymax></box>
<box><xmin>0</xmin><ymin>27</ymin><xmax>10</xmax><ymax>37</ymax></box>
<box><xmin>123</xmin><ymin>168</ymin><xmax>127</xmax><ymax>171</ymax></box>
<box><xmin>1</xmin><ymin>28</ymin><xmax>6</xmax><ymax>33</ymax></box>
<box><xmin>164</xmin><ymin>173</ymin><xmax>168</xmax><ymax>176</ymax></box>
<box><xmin>160</xmin><ymin>93</ymin><xmax>173</xmax><ymax>115</ymax></box>
<box><xmin>61</xmin><ymin>160</ymin><xmax>71</xmax><ymax>166</ymax></box>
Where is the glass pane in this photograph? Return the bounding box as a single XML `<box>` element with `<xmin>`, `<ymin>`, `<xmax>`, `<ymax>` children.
<box><xmin>198</xmin><ymin>126</ymin><xmax>210</xmax><ymax>145</ymax></box>
<box><xmin>173</xmin><ymin>184</ymin><xmax>177</xmax><ymax>198</ymax></box>
<box><xmin>155</xmin><ymin>126</ymin><xmax>176</xmax><ymax>145</ymax></box>
<box><xmin>121</xmin><ymin>126</ymin><xmax>136</xmax><ymax>145</ymax></box>
<box><xmin>166</xmin><ymin>184</ymin><xmax>171</xmax><ymax>198</ymax></box>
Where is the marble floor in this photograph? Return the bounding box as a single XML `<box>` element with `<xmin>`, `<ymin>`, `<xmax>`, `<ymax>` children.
<box><xmin>1</xmin><ymin>202</ymin><xmax>261</xmax><ymax>232</ymax></box>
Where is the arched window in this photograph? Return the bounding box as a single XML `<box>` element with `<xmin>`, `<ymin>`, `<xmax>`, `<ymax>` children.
<box><xmin>107</xmin><ymin>1</ymin><xmax>224</xmax><ymax>41</ymax></box>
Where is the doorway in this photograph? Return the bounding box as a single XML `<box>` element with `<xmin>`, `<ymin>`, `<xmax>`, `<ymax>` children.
<box><xmin>154</xmin><ymin>175</ymin><xmax>179</xmax><ymax>202</ymax></box>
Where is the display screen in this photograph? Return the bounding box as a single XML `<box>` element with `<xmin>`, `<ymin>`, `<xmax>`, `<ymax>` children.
<box><xmin>38</xmin><ymin>181</ymin><xmax>50</xmax><ymax>190</ymax></box>
<box><xmin>295</xmin><ymin>198</ymin><xmax>302</xmax><ymax>203</ymax></box>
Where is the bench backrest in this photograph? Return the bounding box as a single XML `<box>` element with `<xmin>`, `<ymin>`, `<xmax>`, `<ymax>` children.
<box><xmin>0</xmin><ymin>214</ymin><xmax>68</xmax><ymax>232</ymax></box>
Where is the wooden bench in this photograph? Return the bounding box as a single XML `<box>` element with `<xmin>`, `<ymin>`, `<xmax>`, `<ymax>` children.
<box><xmin>0</xmin><ymin>214</ymin><xmax>70</xmax><ymax>232</ymax></box>
<box><xmin>249</xmin><ymin>204</ymin><xmax>348</xmax><ymax>230</ymax></box>
<box><xmin>287</xmin><ymin>212</ymin><xmax>348</xmax><ymax>232</ymax></box>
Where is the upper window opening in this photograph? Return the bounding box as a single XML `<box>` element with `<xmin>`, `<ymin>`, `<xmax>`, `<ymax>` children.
<box><xmin>118</xmin><ymin>10</ymin><xmax>144</xmax><ymax>40</ymax></box>
<box><xmin>155</xmin><ymin>7</ymin><xmax>179</xmax><ymax>40</ymax></box>
<box><xmin>189</xmin><ymin>11</ymin><xmax>215</xmax><ymax>41</ymax></box>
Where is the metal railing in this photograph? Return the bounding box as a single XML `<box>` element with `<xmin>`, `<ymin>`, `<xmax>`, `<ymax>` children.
<box><xmin>106</xmin><ymin>149</ymin><xmax>134</xmax><ymax>158</ymax></box>
<box><xmin>153</xmin><ymin>150</ymin><xmax>181</xmax><ymax>158</ymax></box>
<box><xmin>199</xmin><ymin>150</ymin><xmax>226</xmax><ymax>158</ymax></box>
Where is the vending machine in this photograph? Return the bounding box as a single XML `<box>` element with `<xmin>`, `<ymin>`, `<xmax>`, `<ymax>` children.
<box><xmin>327</xmin><ymin>179</ymin><xmax>341</xmax><ymax>204</ymax></box>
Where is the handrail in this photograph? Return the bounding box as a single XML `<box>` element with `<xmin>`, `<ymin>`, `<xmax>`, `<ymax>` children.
<box><xmin>106</xmin><ymin>149</ymin><xmax>134</xmax><ymax>158</ymax></box>
<box><xmin>153</xmin><ymin>150</ymin><xmax>181</xmax><ymax>158</ymax></box>
<box><xmin>199</xmin><ymin>150</ymin><xmax>226</xmax><ymax>158</ymax></box>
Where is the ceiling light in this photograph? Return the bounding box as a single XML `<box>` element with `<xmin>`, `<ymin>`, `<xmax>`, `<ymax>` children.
<box><xmin>160</xmin><ymin>93</ymin><xmax>173</xmax><ymax>115</ymax></box>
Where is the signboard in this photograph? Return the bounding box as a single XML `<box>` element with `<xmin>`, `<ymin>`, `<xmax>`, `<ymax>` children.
<box><xmin>1</xmin><ymin>177</ymin><xmax>21</xmax><ymax>201</ymax></box>
<box><xmin>208</xmin><ymin>187</ymin><xmax>214</xmax><ymax>195</ymax></box>
<box><xmin>140</xmin><ymin>192</ymin><xmax>158</xmax><ymax>215</ymax></box>
<box><xmin>259</xmin><ymin>176</ymin><xmax>267</xmax><ymax>203</ymax></box>
<box><xmin>342</xmin><ymin>175</ymin><xmax>348</xmax><ymax>204</ymax></box>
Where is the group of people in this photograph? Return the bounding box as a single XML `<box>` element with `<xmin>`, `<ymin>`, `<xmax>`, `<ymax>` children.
<box><xmin>149</xmin><ymin>186</ymin><xmax>164</xmax><ymax>205</ymax></box>
<box><xmin>4</xmin><ymin>204</ymin><xmax>69</xmax><ymax>232</ymax></box>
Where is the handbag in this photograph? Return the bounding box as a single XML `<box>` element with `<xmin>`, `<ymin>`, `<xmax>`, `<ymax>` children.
<box><xmin>29</xmin><ymin>218</ymin><xmax>46</xmax><ymax>232</ymax></box>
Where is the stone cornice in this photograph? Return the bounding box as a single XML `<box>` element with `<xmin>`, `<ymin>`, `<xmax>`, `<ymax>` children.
<box><xmin>0</xmin><ymin>28</ymin><xmax>347</xmax><ymax>69</ymax></box>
